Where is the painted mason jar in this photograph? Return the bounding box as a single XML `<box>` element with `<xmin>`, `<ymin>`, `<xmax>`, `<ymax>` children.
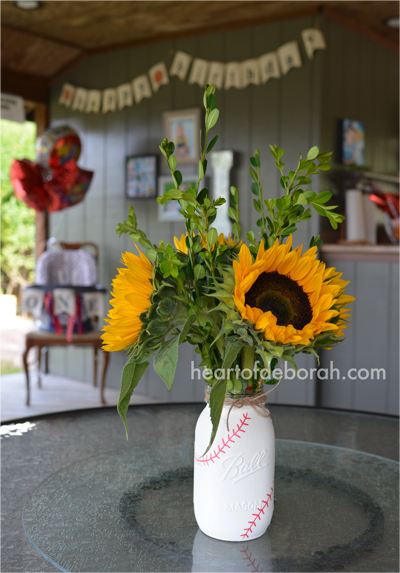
<box><xmin>193</xmin><ymin>397</ymin><xmax>275</xmax><ymax>542</ymax></box>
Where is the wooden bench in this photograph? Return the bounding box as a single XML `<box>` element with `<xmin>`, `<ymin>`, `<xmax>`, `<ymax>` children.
<box><xmin>22</xmin><ymin>330</ymin><xmax>109</xmax><ymax>406</ymax></box>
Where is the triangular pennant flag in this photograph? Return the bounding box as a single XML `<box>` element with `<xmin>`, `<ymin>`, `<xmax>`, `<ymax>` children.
<box><xmin>117</xmin><ymin>83</ymin><xmax>133</xmax><ymax>110</ymax></box>
<box><xmin>149</xmin><ymin>62</ymin><xmax>169</xmax><ymax>93</ymax></box>
<box><xmin>82</xmin><ymin>292</ymin><xmax>104</xmax><ymax>319</ymax></box>
<box><xmin>132</xmin><ymin>75</ymin><xmax>152</xmax><ymax>104</ymax></box>
<box><xmin>59</xmin><ymin>83</ymin><xmax>75</xmax><ymax>108</ymax></box>
<box><xmin>258</xmin><ymin>52</ymin><xmax>281</xmax><ymax>84</ymax></box>
<box><xmin>277</xmin><ymin>41</ymin><xmax>302</xmax><ymax>75</ymax></box>
<box><xmin>207</xmin><ymin>62</ymin><xmax>225</xmax><ymax>90</ymax></box>
<box><xmin>188</xmin><ymin>59</ymin><xmax>209</xmax><ymax>87</ymax></box>
<box><xmin>301</xmin><ymin>28</ymin><xmax>327</xmax><ymax>59</ymax></box>
<box><xmin>102</xmin><ymin>89</ymin><xmax>117</xmax><ymax>113</ymax></box>
<box><xmin>71</xmin><ymin>88</ymin><xmax>87</xmax><ymax>112</ymax></box>
<box><xmin>85</xmin><ymin>90</ymin><xmax>102</xmax><ymax>114</ymax></box>
<box><xmin>225</xmin><ymin>62</ymin><xmax>242</xmax><ymax>90</ymax></box>
<box><xmin>170</xmin><ymin>51</ymin><xmax>192</xmax><ymax>80</ymax></box>
<box><xmin>242</xmin><ymin>59</ymin><xmax>260</xmax><ymax>88</ymax></box>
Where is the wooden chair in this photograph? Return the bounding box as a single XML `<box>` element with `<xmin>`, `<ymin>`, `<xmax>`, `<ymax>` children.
<box><xmin>22</xmin><ymin>241</ymin><xmax>110</xmax><ymax>406</ymax></box>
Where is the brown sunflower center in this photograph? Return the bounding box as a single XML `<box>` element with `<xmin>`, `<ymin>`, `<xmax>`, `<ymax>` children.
<box><xmin>244</xmin><ymin>271</ymin><xmax>313</xmax><ymax>329</ymax></box>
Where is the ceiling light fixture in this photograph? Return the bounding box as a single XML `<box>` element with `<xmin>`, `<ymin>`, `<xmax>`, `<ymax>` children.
<box><xmin>384</xmin><ymin>16</ymin><xmax>400</xmax><ymax>28</ymax></box>
<box><xmin>13</xmin><ymin>1</ymin><xmax>43</xmax><ymax>10</ymax></box>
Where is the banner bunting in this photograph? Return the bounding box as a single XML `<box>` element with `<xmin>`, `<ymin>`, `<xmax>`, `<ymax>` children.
<box><xmin>58</xmin><ymin>28</ymin><xmax>326</xmax><ymax>113</ymax></box>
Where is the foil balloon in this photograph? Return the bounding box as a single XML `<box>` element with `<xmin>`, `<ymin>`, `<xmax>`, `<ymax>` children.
<box><xmin>10</xmin><ymin>125</ymin><xmax>93</xmax><ymax>213</ymax></box>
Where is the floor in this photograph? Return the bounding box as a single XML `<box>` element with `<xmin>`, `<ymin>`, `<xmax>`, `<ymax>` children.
<box><xmin>1</xmin><ymin>371</ymin><xmax>165</xmax><ymax>422</ymax></box>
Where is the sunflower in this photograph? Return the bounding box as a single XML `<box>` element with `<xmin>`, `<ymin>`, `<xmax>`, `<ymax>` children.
<box><xmin>102</xmin><ymin>249</ymin><xmax>153</xmax><ymax>352</ymax></box>
<box><xmin>232</xmin><ymin>237</ymin><xmax>354</xmax><ymax>346</ymax></box>
<box><xmin>173</xmin><ymin>233</ymin><xmax>241</xmax><ymax>254</ymax></box>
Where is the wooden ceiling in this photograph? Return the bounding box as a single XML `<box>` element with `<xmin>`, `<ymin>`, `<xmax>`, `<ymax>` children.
<box><xmin>1</xmin><ymin>1</ymin><xmax>399</xmax><ymax>102</ymax></box>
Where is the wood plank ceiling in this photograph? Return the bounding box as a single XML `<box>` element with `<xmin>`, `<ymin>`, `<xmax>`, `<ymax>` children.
<box><xmin>1</xmin><ymin>0</ymin><xmax>399</xmax><ymax>102</ymax></box>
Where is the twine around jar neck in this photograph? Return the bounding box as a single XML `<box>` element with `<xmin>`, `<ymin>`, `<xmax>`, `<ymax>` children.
<box><xmin>205</xmin><ymin>377</ymin><xmax>282</xmax><ymax>432</ymax></box>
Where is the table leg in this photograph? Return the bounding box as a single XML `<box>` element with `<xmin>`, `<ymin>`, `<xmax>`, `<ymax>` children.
<box><xmin>100</xmin><ymin>350</ymin><xmax>109</xmax><ymax>405</ymax></box>
<box><xmin>23</xmin><ymin>346</ymin><xmax>30</xmax><ymax>406</ymax></box>
<box><xmin>37</xmin><ymin>346</ymin><xmax>42</xmax><ymax>389</ymax></box>
<box><xmin>93</xmin><ymin>346</ymin><xmax>98</xmax><ymax>387</ymax></box>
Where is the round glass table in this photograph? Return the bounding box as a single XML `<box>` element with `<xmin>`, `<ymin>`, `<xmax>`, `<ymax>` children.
<box><xmin>1</xmin><ymin>404</ymin><xmax>399</xmax><ymax>572</ymax></box>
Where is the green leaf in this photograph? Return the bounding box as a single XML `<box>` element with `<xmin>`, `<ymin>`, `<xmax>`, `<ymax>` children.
<box><xmin>251</xmin><ymin>182</ymin><xmax>259</xmax><ymax>196</ymax></box>
<box><xmin>194</xmin><ymin>263</ymin><xmax>206</xmax><ymax>280</ymax></box>
<box><xmin>228</xmin><ymin>206</ymin><xmax>238</xmax><ymax>221</ymax></box>
<box><xmin>174</xmin><ymin>170</ymin><xmax>182</xmax><ymax>187</ymax></box>
<box><xmin>179</xmin><ymin>314</ymin><xmax>197</xmax><ymax>343</ymax></box>
<box><xmin>203</xmin><ymin>338</ymin><xmax>244</xmax><ymax>455</ymax></box>
<box><xmin>165</xmin><ymin>189</ymin><xmax>183</xmax><ymax>200</ymax></box>
<box><xmin>313</xmin><ymin>191</ymin><xmax>332</xmax><ymax>204</ymax></box>
<box><xmin>307</xmin><ymin>146</ymin><xmax>319</xmax><ymax>161</ymax></box>
<box><xmin>249</xmin><ymin>167</ymin><xmax>257</xmax><ymax>181</ymax></box>
<box><xmin>250</xmin><ymin>157</ymin><xmax>257</xmax><ymax>168</ymax></box>
<box><xmin>253</xmin><ymin>198</ymin><xmax>262</xmax><ymax>213</ymax></box>
<box><xmin>207</xmin><ymin>108</ymin><xmax>219</xmax><ymax>130</ymax></box>
<box><xmin>154</xmin><ymin>336</ymin><xmax>180</xmax><ymax>390</ymax></box>
<box><xmin>118</xmin><ymin>360</ymin><xmax>149</xmax><ymax>438</ymax></box>
<box><xmin>207</xmin><ymin>93</ymin><xmax>216</xmax><ymax>110</ymax></box>
<box><xmin>232</xmin><ymin>222</ymin><xmax>241</xmax><ymax>239</ymax></box>
<box><xmin>207</xmin><ymin>227</ymin><xmax>218</xmax><ymax>246</ymax></box>
<box><xmin>206</xmin><ymin>135</ymin><xmax>219</xmax><ymax>154</ymax></box>
<box><xmin>168</xmin><ymin>155</ymin><xmax>177</xmax><ymax>171</ymax></box>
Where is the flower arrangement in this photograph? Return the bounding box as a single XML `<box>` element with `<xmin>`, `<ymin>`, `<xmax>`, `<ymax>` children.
<box><xmin>102</xmin><ymin>85</ymin><xmax>354</xmax><ymax>454</ymax></box>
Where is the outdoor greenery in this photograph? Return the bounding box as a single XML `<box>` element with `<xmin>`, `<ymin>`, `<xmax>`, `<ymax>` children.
<box><xmin>1</xmin><ymin>119</ymin><xmax>36</xmax><ymax>297</ymax></box>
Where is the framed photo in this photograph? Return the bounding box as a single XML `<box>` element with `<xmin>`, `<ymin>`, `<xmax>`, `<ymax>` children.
<box><xmin>340</xmin><ymin>119</ymin><xmax>365</xmax><ymax>167</ymax></box>
<box><xmin>163</xmin><ymin>108</ymin><xmax>201</xmax><ymax>164</ymax></box>
<box><xmin>158</xmin><ymin>175</ymin><xmax>200</xmax><ymax>222</ymax></box>
<box><xmin>126</xmin><ymin>155</ymin><xmax>157</xmax><ymax>198</ymax></box>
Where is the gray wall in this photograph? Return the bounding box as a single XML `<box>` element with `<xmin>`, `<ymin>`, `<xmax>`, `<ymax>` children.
<box><xmin>317</xmin><ymin>19</ymin><xmax>399</xmax><ymax>416</ymax></box>
<box><xmin>47</xmin><ymin>14</ymin><xmax>398</xmax><ymax>410</ymax></box>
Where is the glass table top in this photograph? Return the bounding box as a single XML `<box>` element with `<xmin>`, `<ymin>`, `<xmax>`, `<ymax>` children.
<box><xmin>2</xmin><ymin>404</ymin><xmax>399</xmax><ymax>572</ymax></box>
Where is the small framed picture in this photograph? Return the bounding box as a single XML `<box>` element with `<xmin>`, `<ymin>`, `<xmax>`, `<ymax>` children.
<box><xmin>158</xmin><ymin>175</ymin><xmax>200</xmax><ymax>222</ymax></box>
<box><xmin>126</xmin><ymin>155</ymin><xmax>157</xmax><ymax>198</ymax></box>
<box><xmin>163</xmin><ymin>108</ymin><xmax>201</xmax><ymax>164</ymax></box>
<box><xmin>340</xmin><ymin>119</ymin><xmax>365</xmax><ymax>167</ymax></box>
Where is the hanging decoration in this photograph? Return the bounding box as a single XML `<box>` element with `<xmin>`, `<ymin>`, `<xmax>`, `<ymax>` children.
<box><xmin>58</xmin><ymin>28</ymin><xmax>326</xmax><ymax>114</ymax></box>
<box><xmin>10</xmin><ymin>125</ymin><xmax>94</xmax><ymax>213</ymax></box>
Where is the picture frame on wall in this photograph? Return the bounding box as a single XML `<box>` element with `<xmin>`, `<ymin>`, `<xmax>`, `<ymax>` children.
<box><xmin>163</xmin><ymin>108</ymin><xmax>201</xmax><ymax>164</ymax></box>
<box><xmin>158</xmin><ymin>175</ymin><xmax>201</xmax><ymax>222</ymax></box>
<box><xmin>340</xmin><ymin>119</ymin><xmax>365</xmax><ymax>167</ymax></box>
<box><xmin>126</xmin><ymin>155</ymin><xmax>157</xmax><ymax>198</ymax></box>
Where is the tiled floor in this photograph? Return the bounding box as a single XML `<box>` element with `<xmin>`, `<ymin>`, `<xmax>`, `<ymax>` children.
<box><xmin>1</xmin><ymin>371</ymin><xmax>165</xmax><ymax>422</ymax></box>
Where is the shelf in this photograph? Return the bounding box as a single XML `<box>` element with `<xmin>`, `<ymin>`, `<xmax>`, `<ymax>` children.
<box><xmin>320</xmin><ymin>244</ymin><xmax>399</xmax><ymax>263</ymax></box>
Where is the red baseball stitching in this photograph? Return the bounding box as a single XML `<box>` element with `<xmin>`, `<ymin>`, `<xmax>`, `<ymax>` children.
<box><xmin>195</xmin><ymin>412</ymin><xmax>251</xmax><ymax>465</ymax></box>
<box><xmin>240</xmin><ymin>487</ymin><xmax>273</xmax><ymax>539</ymax></box>
<box><xmin>240</xmin><ymin>546</ymin><xmax>264</xmax><ymax>573</ymax></box>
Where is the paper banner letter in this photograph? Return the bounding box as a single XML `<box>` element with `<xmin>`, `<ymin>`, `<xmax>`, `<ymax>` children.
<box><xmin>117</xmin><ymin>83</ymin><xmax>133</xmax><ymax>110</ymax></box>
<box><xmin>277</xmin><ymin>42</ymin><xmax>302</xmax><ymax>76</ymax></box>
<box><xmin>71</xmin><ymin>88</ymin><xmax>87</xmax><ymax>112</ymax></box>
<box><xmin>225</xmin><ymin>62</ymin><xmax>242</xmax><ymax>90</ymax></box>
<box><xmin>53</xmin><ymin>289</ymin><xmax>75</xmax><ymax>316</ymax></box>
<box><xmin>242</xmin><ymin>59</ymin><xmax>260</xmax><ymax>88</ymax></box>
<box><xmin>83</xmin><ymin>292</ymin><xmax>104</xmax><ymax>320</ymax></box>
<box><xmin>188</xmin><ymin>59</ymin><xmax>209</xmax><ymax>87</ymax></box>
<box><xmin>258</xmin><ymin>52</ymin><xmax>281</xmax><ymax>84</ymax></box>
<box><xmin>85</xmin><ymin>90</ymin><xmax>101</xmax><ymax>114</ymax></box>
<box><xmin>102</xmin><ymin>89</ymin><xmax>117</xmax><ymax>114</ymax></box>
<box><xmin>302</xmin><ymin>28</ymin><xmax>327</xmax><ymax>60</ymax></box>
<box><xmin>132</xmin><ymin>75</ymin><xmax>152</xmax><ymax>104</ymax></box>
<box><xmin>170</xmin><ymin>51</ymin><xmax>192</xmax><ymax>80</ymax></box>
<box><xmin>59</xmin><ymin>83</ymin><xmax>75</xmax><ymax>108</ymax></box>
<box><xmin>149</xmin><ymin>62</ymin><xmax>169</xmax><ymax>93</ymax></box>
<box><xmin>207</xmin><ymin>62</ymin><xmax>225</xmax><ymax>90</ymax></box>
<box><xmin>21</xmin><ymin>288</ymin><xmax>45</xmax><ymax>319</ymax></box>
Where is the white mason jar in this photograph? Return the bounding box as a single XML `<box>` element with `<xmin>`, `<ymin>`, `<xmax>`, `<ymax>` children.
<box><xmin>193</xmin><ymin>396</ymin><xmax>275</xmax><ymax>542</ymax></box>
